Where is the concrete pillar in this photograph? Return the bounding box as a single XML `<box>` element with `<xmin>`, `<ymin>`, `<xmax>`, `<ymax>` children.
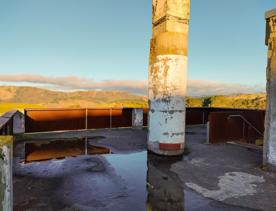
<box><xmin>132</xmin><ymin>108</ymin><xmax>144</xmax><ymax>129</ymax></box>
<box><xmin>264</xmin><ymin>9</ymin><xmax>276</xmax><ymax>169</ymax></box>
<box><xmin>148</xmin><ymin>0</ymin><xmax>190</xmax><ymax>155</ymax></box>
<box><xmin>0</xmin><ymin>136</ymin><xmax>13</xmax><ymax>211</ymax></box>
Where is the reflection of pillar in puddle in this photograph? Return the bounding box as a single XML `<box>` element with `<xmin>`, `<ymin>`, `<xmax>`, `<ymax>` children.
<box><xmin>264</xmin><ymin>9</ymin><xmax>276</xmax><ymax>169</ymax></box>
<box><xmin>148</xmin><ymin>0</ymin><xmax>190</xmax><ymax>156</ymax></box>
<box><xmin>146</xmin><ymin>153</ymin><xmax>184</xmax><ymax>210</ymax></box>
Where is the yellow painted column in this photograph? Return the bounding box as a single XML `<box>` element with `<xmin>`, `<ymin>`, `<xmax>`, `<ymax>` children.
<box><xmin>264</xmin><ymin>9</ymin><xmax>276</xmax><ymax>169</ymax></box>
<box><xmin>148</xmin><ymin>0</ymin><xmax>190</xmax><ymax>155</ymax></box>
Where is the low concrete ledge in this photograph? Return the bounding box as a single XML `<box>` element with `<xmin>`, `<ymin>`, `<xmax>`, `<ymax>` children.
<box><xmin>265</xmin><ymin>9</ymin><xmax>276</xmax><ymax>19</ymax></box>
<box><xmin>0</xmin><ymin>136</ymin><xmax>13</xmax><ymax>211</ymax></box>
<box><xmin>0</xmin><ymin>110</ymin><xmax>24</xmax><ymax>135</ymax></box>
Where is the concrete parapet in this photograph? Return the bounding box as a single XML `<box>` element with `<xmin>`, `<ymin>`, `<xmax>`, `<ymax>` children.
<box><xmin>0</xmin><ymin>136</ymin><xmax>13</xmax><ymax>211</ymax></box>
<box><xmin>0</xmin><ymin>110</ymin><xmax>24</xmax><ymax>135</ymax></box>
<box><xmin>132</xmin><ymin>108</ymin><xmax>144</xmax><ymax>129</ymax></box>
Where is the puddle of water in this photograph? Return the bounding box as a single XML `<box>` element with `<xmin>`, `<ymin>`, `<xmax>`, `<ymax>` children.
<box><xmin>24</xmin><ymin>139</ymin><xmax>111</xmax><ymax>162</ymax></box>
<box><xmin>14</xmin><ymin>137</ymin><xmax>256</xmax><ymax>211</ymax></box>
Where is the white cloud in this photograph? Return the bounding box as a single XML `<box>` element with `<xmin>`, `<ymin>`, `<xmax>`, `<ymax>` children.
<box><xmin>188</xmin><ymin>80</ymin><xmax>265</xmax><ymax>96</ymax></box>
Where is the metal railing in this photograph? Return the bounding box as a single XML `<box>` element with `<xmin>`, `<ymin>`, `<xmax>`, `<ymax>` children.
<box><xmin>227</xmin><ymin>114</ymin><xmax>264</xmax><ymax>138</ymax></box>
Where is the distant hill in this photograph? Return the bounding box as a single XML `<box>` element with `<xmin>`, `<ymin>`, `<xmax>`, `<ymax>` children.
<box><xmin>187</xmin><ymin>93</ymin><xmax>266</xmax><ymax>110</ymax></box>
<box><xmin>0</xmin><ymin>86</ymin><xmax>266</xmax><ymax>114</ymax></box>
<box><xmin>0</xmin><ymin>86</ymin><xmax>148</xmax><ymax>109</ymax></box>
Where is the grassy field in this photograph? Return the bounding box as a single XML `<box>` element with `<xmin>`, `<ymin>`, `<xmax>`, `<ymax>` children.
<box><xmin>0</xmin><ymin>103</ymin><xmax>43</xmax><ymax>115</ymax></box>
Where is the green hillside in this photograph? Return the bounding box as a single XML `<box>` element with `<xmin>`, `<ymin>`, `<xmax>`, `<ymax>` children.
<box><xmin>186</xmin><ymin>93</ymin><xmax>266</xmax><ymax>110</ymax></box>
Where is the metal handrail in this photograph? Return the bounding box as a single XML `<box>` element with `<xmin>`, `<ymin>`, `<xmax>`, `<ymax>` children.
<box><xmin>227</xmin><ymin>115</ymin><xmax>263</xmax><ymax>137</ymax></box>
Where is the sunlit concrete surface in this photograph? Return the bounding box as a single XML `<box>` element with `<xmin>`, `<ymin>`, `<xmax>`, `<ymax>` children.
<box><xmin>13</xmin><ymin>126</ymin><xmax>276</xmax><ymax>211</ymax></box>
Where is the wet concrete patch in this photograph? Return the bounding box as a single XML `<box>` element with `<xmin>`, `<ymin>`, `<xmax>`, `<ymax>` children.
<box><xmin>13</xmin><ymin>127</ymin><xmax>272</xmax><ymax>210</ymax></box>
<box><xmin>14</xmin><ymin>151</ymin><xmax>255</xmax><ymax>211</ymax></box>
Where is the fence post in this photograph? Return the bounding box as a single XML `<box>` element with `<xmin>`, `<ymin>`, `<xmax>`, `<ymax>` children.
<box><xmin>85</xmin><ymin>108</ymin><xmax>88</xmax><ymax>155</ymax></box>
<box><xmin>109</xmin><ymin>108</ymin><xmax>112</xmax><ymax>129</ymax></box>
<box><xmin>206</xmin><ymin>121</ymin><xmax>210</xmax><ymax>144</ymax></box>
<box><xmin>85</xmin><ymin>108</ymin><xmax>88</xmax><ymax>130</ymax></box>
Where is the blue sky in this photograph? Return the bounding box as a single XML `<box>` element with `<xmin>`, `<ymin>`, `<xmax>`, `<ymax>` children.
<box><xmin>0</xmin><ymin>0</ymin><xmax>275</xmax><ymax>95</ymax></box>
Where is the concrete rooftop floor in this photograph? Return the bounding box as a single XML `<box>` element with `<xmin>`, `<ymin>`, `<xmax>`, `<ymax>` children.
<box><xmin>13</xmin><ymin>126</ymin><xmax>276</xmax><ymax>211</ymax></box>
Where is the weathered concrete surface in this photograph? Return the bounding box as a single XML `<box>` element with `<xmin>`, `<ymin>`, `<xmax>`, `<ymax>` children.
<box><xmin>0</xmin><ymin>136</ymin><xmax>13</xmax><ymax>211</ymax></box>
<box><xmin>13</xmin><ymin>127</ymin><xmax>276</xmax><ymax>210</ymax></box>
<box><xmin>172</xmin><ymin>126</ymin><xmax>276</xmax><ymax>211</ymax></box>
<box><xmin>13</xmin><ymin>112</ymin><xmax>24</xmax><ymax>134</ymax></box>
<box><xmin>132</xmin><ymin>108</ymin><xmax>143</xmax><ymax>128</ymax></box>
<box><xmin>264</xmin><ymin>9</ymin><xmax>276</xmax><ymax>168</ymax></box>
<box><xmin>148</xmin><ymin>0</ymin><xmax>190</xmax><ymax>155</ymax></box>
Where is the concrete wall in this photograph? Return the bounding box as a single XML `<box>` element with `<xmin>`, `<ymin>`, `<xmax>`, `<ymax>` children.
<box><xmin>0</xmin><ymin>110</ymin><xmax>24</xmax><ymax>135</ymax></box>
<box><xmin>264</xmin><ymin>9</ymin><xmax>276</xmax><ymax>168</ymax></box>
<box><xmin>13</xmin><ymin>112</ymin><xmax>24</xmax><ymax>134</ymax></box>
<box><xmin>132</xmin><ymin>108</ymin><xmax>144</xmax><ymax>128</ymax></box>
<box><xmin>0</xmin><ymin>136</ymin><xmax>13</xmax><ymax>211</ymax></box>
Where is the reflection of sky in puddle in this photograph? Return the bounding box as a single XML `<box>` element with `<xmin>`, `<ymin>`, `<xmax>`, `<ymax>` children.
<box><xmin>104</xmin><ymin>152</ymin><xmax>147</xmax><ymax>210</ymax></box>
<box><xmin>15</xmin><ymin>149</ymin><xmax>253</xmax><ymax>211</ymax></box>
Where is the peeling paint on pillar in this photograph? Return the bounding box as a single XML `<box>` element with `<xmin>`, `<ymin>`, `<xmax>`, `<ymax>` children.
<box><xmin>264</xmin><ymin>9</ymin><xmax>276</xmax><ymax>168</ymax></box>
<box><xmin>0</xmin><ymin>136</ymin><xmax>13</xmax><ymax>211</ymax></box>
<box><xmin>148</xmin><ymin>0</ymin><xmax>190</xmax><ymax>155</ymax></box>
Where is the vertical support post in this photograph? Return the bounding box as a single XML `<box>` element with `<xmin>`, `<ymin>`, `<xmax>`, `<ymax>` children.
<box><xmin>148</xmin><ymin>0</ymin><xmax>190</xmax><ymax>155</ymax></box>
<box><xmin>132</xmin><ymin>108</ymin><xmax>144</xmax><ymax>129</ymax></box>
<box><xmin>109</xmin><ymin>108</ymin><xmax>112</xmax><ymax>129</ymax></box>
<box><xmin>85</xmin><ymin>108</ymin><xmax>88</xmax><ymax>130</ymax></box>
<box><xmin>206</xmin><ymin>121</ymin><xmax>210</xmax><ymax>144</ymax></box>
<box><xmin>0</xmin><ymin>136</ymin><xmax>13</xmax><ymax>211</ymax></box>
<box><xmin>85</xmin><ymin>108</ymin><xmax>88</xmax><ymax>155</ymax></box>
<box><xmin>264</xmin><ymin>9</ymin><xmax>276</xmax><ymax>169</ymax></box>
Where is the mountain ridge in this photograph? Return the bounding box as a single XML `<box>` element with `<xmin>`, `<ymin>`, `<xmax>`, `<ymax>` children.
<box><xmin>0</xmin><ymin>86</ymin><xmax>266</xmax><ymax>110</ymax></box>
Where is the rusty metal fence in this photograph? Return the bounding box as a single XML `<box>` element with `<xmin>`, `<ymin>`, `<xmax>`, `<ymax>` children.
<box><xmin>185</xmin><ymin>107</ymin><xmax>265</xmax><ymax>125</ymax></box>
<box><xmin>25</xmin><ymin>108</ymin><xmax>142</xmax><ymax>133</ymax></box>
<box><xmin>25</xmin><ymin>107</ymin><xmax>266</xmax><ymax>145</ymax></box>
<box><xmin>25</xmin><ymin>107</ymin><xmax>257</xmax><ymax>132</ymax></box>
<box><xmin>208</xmin><ymin>110</ymin><xmax>265</xmax><ymax>144</ymax></box>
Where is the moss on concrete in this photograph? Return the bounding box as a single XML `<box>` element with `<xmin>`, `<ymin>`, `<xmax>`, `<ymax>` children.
<box><xmin>0</xmin><ymin>136</ymin><xmax>13</xmax><ymax>148</ymax></box>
